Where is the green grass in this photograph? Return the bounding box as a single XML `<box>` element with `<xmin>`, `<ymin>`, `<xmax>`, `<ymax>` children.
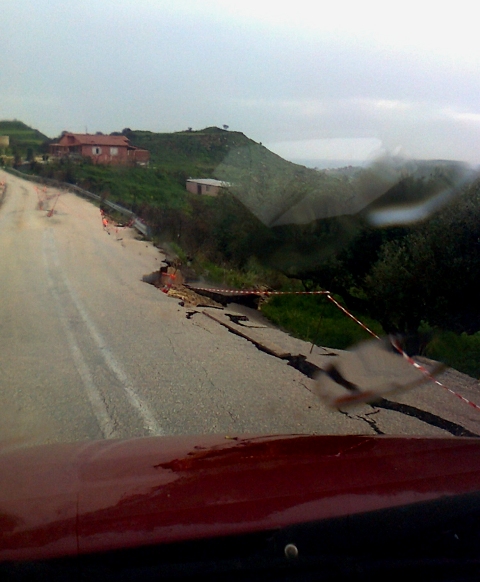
<box><xmin>125</xmin><ymin>127</ymin><xmax>253</xmax><ymax>174</ymax></box>
<box><xmin>425</xmin><ymin>330</ymin><xmax>480</xmax><ymax>379</ymax></box>
<box><xmin>35</xmin><ymin>163</ymin><xmax>188</xmax><ymax>211</ymax></box>
<box><xmin>79</xmin><ymin>166</ymin><xmax>187</xmax><ymax>209</ymax></box>
<box><xmin>262</xmin><ymin>297</ymin><xmax>480</xmax><ymax>377</ymax></box>
<box><xmin>198</xmin><ymin>260</ymin><xmax>261</xmax><ymax>289</ymax></box>
<box><xmin>194</xmin><ymin>257</ymin><xmax>288</xmax><ymax>290</ymax></box>
<box><xmin>163</xmin><ymin>242</ymin><xmax>188</xmax><ymax>263</ymax></box>
<box><xmin>0</xmin><ymin>120</ymin><xmax>49</xmax><ymax>156</ymax></box>
<box><xmin>260</xmin><ymin>294</ymin><xmax>383</xmax><ymax>350</ymax></box>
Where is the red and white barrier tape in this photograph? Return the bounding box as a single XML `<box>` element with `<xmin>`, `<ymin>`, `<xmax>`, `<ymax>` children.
<box><xmin>187</xmin><ymin>284</ymin><xmax>479</xmax><ymax>413</ymax></box>
<box><xmin>186</xmin><ymin>285</ymin><xmax>330</xmax><ymax>296</ymax></box>
<box><xmin>325</xmin><ymin>293</ymin><xmax>381</xmax><ymax>340</ymax></box>
<box><xmin>390</xmin><ymin>338</ymin><xmax>480</xmax><ymax>413</ymax></box>
<box><xmin>328</xmin><ymin>294</ymin><xmax>480</xmax><ymax>414</ymax></box>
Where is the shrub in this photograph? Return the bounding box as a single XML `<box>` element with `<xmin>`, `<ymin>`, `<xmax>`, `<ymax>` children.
<box><xmin>425</xmin><ymin>330</ymin><xmax>480</xmax><ymax>378</ymax></box>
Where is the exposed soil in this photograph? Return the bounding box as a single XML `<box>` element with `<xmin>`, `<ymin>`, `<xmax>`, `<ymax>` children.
<box><xmin>143</xmin><ymin>268</ymin><xmax>223</xmax><ymax>308</ymax></box>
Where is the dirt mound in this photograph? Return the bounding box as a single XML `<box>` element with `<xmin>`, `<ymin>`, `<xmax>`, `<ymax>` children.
<box><xmin>166</xmin><ymin>286</ymin><xmax>223</xmax><ymax>308</ymax></box>
<box><xmin>143</xmin><ymin>268</ymin><xmax>222</xmax><ymax>308</ymax></box>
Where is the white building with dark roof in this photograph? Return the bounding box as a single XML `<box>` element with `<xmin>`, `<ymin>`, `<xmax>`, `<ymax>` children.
<box><xmin>186</xmin><ymin>178</ymin><xmax>231</xmax><ymax>196</ymax></box>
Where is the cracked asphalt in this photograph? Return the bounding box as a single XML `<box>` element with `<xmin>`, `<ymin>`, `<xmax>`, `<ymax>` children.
<box><xmin>1</xmin><ymin>171</ymin><xmax>479</xmax><ymax>447</ymax></box>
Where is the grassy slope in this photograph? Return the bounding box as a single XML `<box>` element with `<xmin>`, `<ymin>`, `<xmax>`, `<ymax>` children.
<box><xmin>115</xmin><ymin>126</ymin><xmax>357</xmax><ymax>228</ymax></box>
<box><xmin>125</xmin><ymin>126</ymin><xmax>253</xmax><ymax>173</ymax></box>
<box><xmin>0</xmin><ymin>120</ymin><xmax>50</xmax><ymax>155</ymax></box>
<box><xmin>261</xmin><ymin>294</ymin><xmax>383</xmax><ymax>350</ymax></box>
<box><xmin>124</xmin><ymin>126</ymin><xmax>356</xmax><ymax>228</ymax></box>
<box><xmin>6</xmin><ymin>122</ymin><xmax>352</xmax><ymax>225</ymax></box>
<box><xmin>72</xmin><ymin>165</ymin><xmax>188</xmax><ymax>210</ymax></box>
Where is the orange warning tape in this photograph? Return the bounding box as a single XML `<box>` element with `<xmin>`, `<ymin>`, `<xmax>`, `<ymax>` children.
<box><xmin>46</xmin><ymin>190</ymin><xmax>61</xmax><ymax>217</ymax></box>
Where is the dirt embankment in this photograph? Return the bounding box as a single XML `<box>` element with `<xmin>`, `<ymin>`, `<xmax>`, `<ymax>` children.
<box><xmin>143</xmin><ymin>265</ymin><xmax>223</xmax><ymax>308</ymax></box>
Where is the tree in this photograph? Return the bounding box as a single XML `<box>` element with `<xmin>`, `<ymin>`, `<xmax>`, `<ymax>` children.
<box><xmin>13</xmin><ymin>149</ymin><xmax>21</xmax><ymax>168</ymax></box>
<box><xmin>363</xmin><ymin>237</ymin><xmax>432</xmax><ymax>334</ymax></box>
<box><xmin>364</xmin><ymin>180</ymin><xmax>480</xmax><ymax>335</ymax></box>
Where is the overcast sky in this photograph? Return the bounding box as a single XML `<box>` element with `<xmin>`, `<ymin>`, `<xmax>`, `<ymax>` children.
<box><xmin>2</xmin><ymin>0</ymin><xmax>479</xmax><ymax>164</ymax></box>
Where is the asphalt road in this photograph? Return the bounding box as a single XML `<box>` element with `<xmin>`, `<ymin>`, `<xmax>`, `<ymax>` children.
<box><xmin>1</xmin><ymin>171</ymin><xmax>479</xmax><ymax>447</ymax></box>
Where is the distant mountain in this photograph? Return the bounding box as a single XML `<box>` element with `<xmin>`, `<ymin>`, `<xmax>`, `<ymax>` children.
<box><xmin>0</xmin><ymin>120</ymin><xmax>50</xmax><ymax>156</ymax></box>
<box><xmin>291</xmin><ymin>158</ymin><xmax>365</xmax><ymax>170</ymax></box>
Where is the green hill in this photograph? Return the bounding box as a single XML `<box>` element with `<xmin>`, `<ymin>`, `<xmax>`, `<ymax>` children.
<box><xmin>0</xmin><ymin>120</ymin><xmax>50</xmax><ymax>157</ymax></box>
<box><xmin>7</xmin><ymin>121</ymin><xmax>464</xmax><ymax>232</ymax></box>
<box><xmin>123</xmin><ymin>126</ymin><xmax>258</xmax><ymax>176</ymax></box>
<box><xmin>122</xmin><ymin>126</ymin><xmax>357</xmax><ymax>227</ymax></box>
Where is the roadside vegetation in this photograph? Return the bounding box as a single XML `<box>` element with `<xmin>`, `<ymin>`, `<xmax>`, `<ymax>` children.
<box><xmin>121</xmin><ymin>126</ymin><xmax>254</xmax><ymax>176</ymax></box>
<box><xmin>261</xmin><ymin>294</ymin><xmax>384</xmax><ymax>350</ymax></box>
<box><xmin>6</xmin><ymin>121</ymin><xmax>480</xmax><ymax>377</ymax></box>
<box><xmin>425</xmin><ymin>330</ymin><xmax>480</xmax><ymax>379</ymax></box>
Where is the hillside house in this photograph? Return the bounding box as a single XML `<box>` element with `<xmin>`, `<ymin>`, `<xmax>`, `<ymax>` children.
<box><xmin>186</xmin><ymin>178</ymin><xmax>230</xmax><ymax>196</ymax></box>
<box><xmin>49</xmin><ymin>133</ymin><xmax>149</xmax><ymax>166</ymax></box>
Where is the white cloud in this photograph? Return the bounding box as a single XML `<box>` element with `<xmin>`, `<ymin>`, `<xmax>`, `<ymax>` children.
<box><xmin>370</xmin><ymin>100</ymin><xmax>413</xmax><ymax>111</ymax></box>
<box><xmin>187</xmin><ymin>0</ymin><xmax>480</xmax><ymax>66</ymax></box>
<box><xmin>441</xmin><ymin>108</ymin><xmax>480</xmax><ymax>123</ymax></box>
<box><xmin>1</xmin><ymin>1</ymin><xmax>479</xmax><ymax>163</ymax></box>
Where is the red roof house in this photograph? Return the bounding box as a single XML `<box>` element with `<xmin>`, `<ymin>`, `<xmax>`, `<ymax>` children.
<box><xmin>49</xmin><ymin>133</ymin><xmax>149</xmax><ymax>166</ymax></box>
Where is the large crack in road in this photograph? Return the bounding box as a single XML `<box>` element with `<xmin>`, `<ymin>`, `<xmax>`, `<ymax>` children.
<box><xmin>3</xmin><ymin>170</ymin><xmax>479</xmax><ymax>441</ymax></box>
<box><xmin>374</xmin><ymin>398</ymin><xmax>478</xmax><ymax>437</ymax></box>
<box><xmin>200</xmin><ymin>309</ymin><xmax>479</xmax><ymax>438</ymax></box>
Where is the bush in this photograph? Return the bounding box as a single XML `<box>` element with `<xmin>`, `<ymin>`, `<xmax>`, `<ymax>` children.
<box><xmin>425</xmin><ymin>330</ymin><xmax>480</xmax><ymax>378</ymax></box>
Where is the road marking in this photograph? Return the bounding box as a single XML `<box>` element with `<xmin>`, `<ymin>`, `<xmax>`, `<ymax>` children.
<box><xmin>42</xmin><ymin>231</ymin><xmax>118</xmax><ymax>439</ymax></box>
<box><xmin>43</xmin><ymin>228</ymin><xmax>163</xmax><ymax>436</ymax></box>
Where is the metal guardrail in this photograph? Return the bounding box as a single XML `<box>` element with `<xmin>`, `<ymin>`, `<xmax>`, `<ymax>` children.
<box><xmin>3</xmin><ymin>166</ymin><xmax>150</xmax><ymax>237</ymax></box>
<box><xmin>132</xmin><ymin>217</ymin><xmax>149</xmax><ymax>237</ymax></box>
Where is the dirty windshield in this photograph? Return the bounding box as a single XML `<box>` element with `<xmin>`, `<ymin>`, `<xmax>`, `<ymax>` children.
<box><xmin>1</xmin><ymin>0</ymin><xmax>479</xmax><ymax>448</ymax></box>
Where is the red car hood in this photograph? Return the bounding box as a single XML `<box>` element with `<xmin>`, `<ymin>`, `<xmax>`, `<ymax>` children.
<box><xmin>0</xmin><ymin>434</ymin><xmax>479</xmax><ymax>562</ymax></box>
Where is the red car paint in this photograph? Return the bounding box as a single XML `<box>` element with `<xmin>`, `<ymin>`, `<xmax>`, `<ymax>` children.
<box><xmin>0</xmin><ymin>434</ymin><xmax>479</xmax><ymax>562</ymax></box>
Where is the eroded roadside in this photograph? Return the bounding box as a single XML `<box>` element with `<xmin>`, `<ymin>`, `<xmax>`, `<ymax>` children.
<box><xmin>142</xmin><ymin>268</ymin><xmax>480</xmax><ymax>438</ymax></box>
<box><xmin>2</xmin><ymin>169</ymin><xmax>478</xmax><ymax>440</ymax></box>
<box><xmin>201</xmin><ymin>308</ymin><xmax>479</xmax><ymax>437</ymax></box>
